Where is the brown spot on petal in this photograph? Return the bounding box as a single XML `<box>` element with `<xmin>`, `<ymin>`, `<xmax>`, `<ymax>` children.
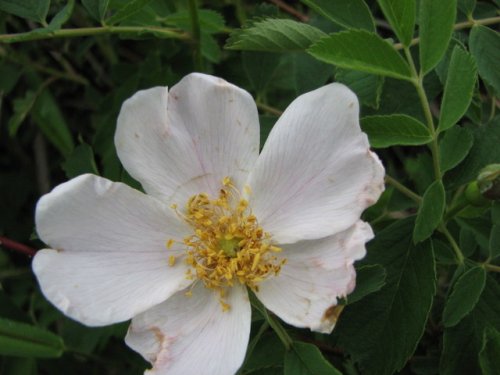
<box><xmin>322</xmin><ymin>305</ymin><xmax>344</xmax><ymax>326</ymax></box>
<box><xmin>349</xmin><ymin>102</ymin><xmax>354</xmax><ymax>108</ymax></box>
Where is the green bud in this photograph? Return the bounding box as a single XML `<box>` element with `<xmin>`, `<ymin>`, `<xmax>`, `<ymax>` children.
<box><xmin>465</xmin><ymin>181</ymin><xmax>489</xmax><ymax>206</ymax></box>
<box><xmin>477</xmin><ymin>164</ymin><xmax>500</xmax><ymax>200</ymax></box>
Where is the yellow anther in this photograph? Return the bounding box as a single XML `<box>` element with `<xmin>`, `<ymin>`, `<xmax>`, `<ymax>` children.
<box><xmin>168</xmin><ymin>255</ymin><xmax>176</xmax><ymax>266</ymax></box>
<box><xmin>173</xmin><ymin>176</ymin><xmax>285</xmax><ymax>310</ymax></box>
<box><xmin>166</xmin><ymin>239</ymin><xmax>175</xmax><ymax>249</ymax></box>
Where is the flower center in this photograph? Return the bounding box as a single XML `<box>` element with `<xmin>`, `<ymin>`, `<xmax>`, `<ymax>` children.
<box><xmin>169</xmin><ymin>178</ymin><xmax>285</xmax><ymax>310</ymax></box>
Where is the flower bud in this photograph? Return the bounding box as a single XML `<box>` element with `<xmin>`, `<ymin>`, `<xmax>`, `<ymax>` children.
<box><xmin>477</xmin><ymin>164</ymin><xmax>500</xmax><ymax>200</ymax></box>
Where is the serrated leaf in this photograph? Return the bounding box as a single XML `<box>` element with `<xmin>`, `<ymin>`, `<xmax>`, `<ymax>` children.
<box><xmin>335</xmin><ymin>219</ymin><xmax>436</xmax><ymax>375</ymax></box>
<box><xmin>0</xmin><ymin>0</ymin><xmax>50</xmax><ymax>23</ymax></box>
<box><xmin>285</xmin><ymin>341</ymin><xmax>342</xmax><ymax>375</ymax></box>
<box><xmin>308</xmin><ymin>30</ymin><xmax>412</xmax><ymax>80</ymax></box>
<box><xmin>443</xmin><ymin>266</ymin><xmax>486</xmax><ymax>327</ymax></box>
<box><xmin>438</xmin><ymin>47</ymin><xmax>477</xmax><ymax>131</ymax></box>
<box><xmin>335</xmin><ymin>69</ymin><xmax>383</xmax><ymax>109</ymax></box>
<box><xmin>439</xmin><ymin>126</ymin><xmax>474</xmax><ymax>173</ymax></box>
<box><xmin>414</xmin><ymin>180</ymin><xmax>445</xmax><ymax>243</ymax></box>
<box><xmin>419</xmin><ymin>0</ymin><xmax>457</xmax><ymax>74</ymax></box>
<box><xmin>440</xmin><ymin>276</ymin><xmax>500</xmax><ymax>375</ymax></box>
<box><xmin>226</xmin><ymin>18</ymin><xmax>326</xmax><ymax>52</ymax></box>
<box><xmin>105</xmin><ymin>0</ymin><xmax>153</xmax><ymax>25</ymax></box>
<box><xmin>479</xmin><ymin>327</ymin><xmax>500</xmax><ymax>375</ymax></box>
<box><xmin>0</xmin><ymin>318</ymin><xmax>64</xmax><ymax>358</ymax></box>
<box><xmin>469</xmin><ymin>25</ymin><xmax>500</xmax><ymax>95</ymax></box>
<box><xmin>347</xmin><ymin>265</ymin><xmax>386</xmax><ymax>304</ymax></box>
<box><xmin>301</xmin><ymin>0</ymin><xmax>374</xmax><ymax>31</ymax></box>
<box><xmin>360</xmin><ymin>114</ymin><xmax>432</xmax><ymax>148</ymax></box>
<box><xmin>82</xmin><ymin>0</ymin><xmax>109</xmax><ymax>21</ymax></box>
<box><xmin>377</xmin><ymin>0</ymin><xmax>416</xmax><ymax>46</ymax></box>
<box><xmin>242</xmin><ymin>51</ymin><xmax>281</xmax><ymax>93</ymax></box>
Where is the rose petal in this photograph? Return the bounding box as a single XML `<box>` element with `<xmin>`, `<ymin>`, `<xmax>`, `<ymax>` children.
<box><xmin>256</xmin><ymin>221</ymin><xmax>373</xmax><ymax>333</ymax></box>
<box><xmin>115</xmin><ymin>73</ymin><xmax>260</xmax><ymax>205</ymax></box>
<box><xmin>247</xmin><ymin>83</ymin><xmax>384</xmax><ymax>244</ymax></box>
<box><xmin>33</xmin><ymin>174</ymin><xmax>192</xmax><ymax>326</ymax></box>
<box><xmin>126</xmin><ymin>285</ymin><xmax>250</xmax><ymax>375</ymax></box>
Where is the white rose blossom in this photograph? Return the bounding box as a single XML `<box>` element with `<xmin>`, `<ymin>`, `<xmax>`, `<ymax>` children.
<box><xmin>33</xmin><ymin>73</ymin><xmax>384</xmax><ymax>375</ymax></box>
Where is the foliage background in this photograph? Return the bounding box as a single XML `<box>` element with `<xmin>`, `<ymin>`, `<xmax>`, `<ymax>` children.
<box><xmin>0</xmin><ymin>0</ymin><xmax>499</xmax><ymax>374</ymax></box>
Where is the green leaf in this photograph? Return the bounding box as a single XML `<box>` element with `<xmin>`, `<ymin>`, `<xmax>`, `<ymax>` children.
<box><xmin>8</xmin><ymin>91</ymin><xmax>37</xmax><ymax>136</ymax></box>
<box><xmin>0</xmin><ymin>318</ymin><xmax>64</xmax><ymax>358</ymax></box>
<box><xmin>439</xmin><ymin>126</ymin><xmax>474</xmax><ymax>173</ymax></box>
<box><xmin>377</xmin><ymin>0</ymin><xmax>416</xmax><ymax>46</ymax></box>
<box><xmin>445</xmin><ymin>117</ymin><xmax>500</xmax><ymax>188</ymax></box>
<box><xmin>347</xmin><ymin>264</ymin><xmax>386</xmax><ymax>304</ymax></box>
<box><xmin>61</xmin><ymin>143</ymin><xmax>99</xmax><ymax>178</ymax></box>
<box><xmin>285</xmin><ymin>341</ymin><xmax>342</xmax><ymax>375</ymax></box>
<box><xmin>164</xmin><ymin>9</ymin><xmax>226</xmax><ymax>34</ymax></box>
<box><xmin>308</xmin><ymin>30</ymin><xmax>412</xmax><ymax>80</ymax></box>
<box><xmin>438</xmin><ymin>47</ymin><xmax>477</xmax><ymax>131</ymax></box>
<box><xmin>469</xmin><ymin>25</ymin><xmax>500</xmax><ymax>95</ymax></box>
<box><xmin>46</xmin><ymin>0</ymin><xmax>74</xmax><ymax>31</ymax></box>
<box><xmin>443</xmin><ymin>266</ymin><xmax>486</xmax><ymax>327</ymax></box>
<box><xmin>440</xmin><ymin>276</ymin><xmax>500</xmax><ymax>375</ymax></box>
<box><xmin>0</xmin><ymin>0</ymin><xmax>50</xmax><ymax>23</ymax></box>
<box><xmin>290</xmin><ymin>53</ymin><xmax>332</xmax><ymax>95</ymax></box>
<box><xmin>301</xmin><ymin>0</ymin><xmax>375</xmax><ymax>31</ymax></box>
<box><xmin>335</xmin><ymin>69</ymin><xmax>383</xmax><ymax>109</ymax></box>
<box><xmin>242</xmin><ymin>52</ymin><xmax>281</xmax><ymax>93</ymax></box>
<box><xmin>479</xmin><ymin>328</ymin><xmax>500</xmax><ymax>375</ymax></box>
<box><xmin>413</xmin><ymin>180</ymin><xmax>445</xmax><ymax>242</ymax></box>
<box><xmin>82</xmin><ymin>0</ymin><xmax>109</xmax><ymax>21</ymax></box>
<box><xmin>335</xmin><ymin>219</ymin><xmax>436</xmax><ymax>375</ymax></box>
<box><xmin>360</xmin><ymin>114</ymin><xmax>432</xmax><ymax>148</ymax></box>
<box><xmin>105</xmin><ymin>0</ymin><xmax>153</xmax><ymax>25</ymax></box>
<box><xmin>32</xmin><ymin>89</ymin><xmax>74</xmax><ymax>156</ymax></box>
<box><xmin>490</xmin><ymin>225</ymin><xmax>500</xmax><ymax>259</ymax></box>
<box><xmin>492</xmin><ymin>202</ymin><xmax>500</xmax><ymax>225</ymax></box>
<box><xmin>226</xmin><ymin>18</ymin><xmax>326</xmax><ymax>52</ymax></box>
<box><xmin>457</xmin><ymin>0</ymin><xmax>476</xmax><ymax>16</ymax></box>
<box><xmin>418</xmin><ymin>0</ymin><xmax>457</xmax><ymax>74</ymax></box>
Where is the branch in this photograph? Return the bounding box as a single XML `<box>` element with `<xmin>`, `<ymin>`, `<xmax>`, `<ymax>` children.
<box><xmin>0</xmin><ymin>236</ymin><xmax>37</xmax><ymax>257</ymax></box>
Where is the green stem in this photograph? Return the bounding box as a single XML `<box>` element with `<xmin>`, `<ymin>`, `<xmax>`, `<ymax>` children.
<box><xmin>188</xmin><ymin>0</ymin><xmax>203</xmax><ymax>72</ymax></box>
<box><xmin>232</xmin><ymin>0</ymin><xmax>247</xmax><ymax>25</ymax></box>
<box><xmin>385</xmin><ymin>175</ymin><xmax>422</xmax><ymax>203</ymax></box>
<box><xmin>394</xmin><ymin>16</ymin><xmax>500</xmax><ymax>50</ymax></box>
<box><xmin>256</xmin><ymin>101</ymin><xmax>283</xmax><ymax>116</ymax></box>
<box><xmin>439</xmin><ymin>225</ymin><xmax>465</xmax><ymax>264</ymax></box>
<box><xmin>250</xmin><ymin>291</ymin><xmax>293</xmax><ymax>350</ymax></box>
<box><xmin>404</xmin><ymin>47</ymin><xmax>442</xmax><ymax>181</ymax></box>
<box><xmin>484</xmin><ymin>263</ymin><xmax>500</xmax><ymax>273</ymax></box>
<box><xmin>0</xmin><ymin>26</ymin><xmax>188</xmax><ymax>44</ymax></box>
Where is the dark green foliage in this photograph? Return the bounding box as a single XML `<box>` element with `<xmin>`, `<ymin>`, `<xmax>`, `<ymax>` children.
<box><xmin>0</xmin><ymin>1</ymin><xmax>499</xmax><ymax>374</ymax></box>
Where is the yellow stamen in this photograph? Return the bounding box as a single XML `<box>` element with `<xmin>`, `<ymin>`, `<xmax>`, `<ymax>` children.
<box><xmin>173</xmin><ymin>177</ymin><xmax>286</xmax><ymax>310</ymax></box>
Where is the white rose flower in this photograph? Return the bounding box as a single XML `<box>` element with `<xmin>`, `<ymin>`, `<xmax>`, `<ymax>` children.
<box><xmin>33</xmin><ymin>73</ymin><xmax>384</xmax><ymax>375</ymax></box>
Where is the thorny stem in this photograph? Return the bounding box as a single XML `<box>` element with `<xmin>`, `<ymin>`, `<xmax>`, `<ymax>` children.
<box><xmin>385</xmin><ymin>175</ymin><xmax>422</xmax><ymax>204</ymax></box>
<box><xmin>0</xmin><ymin>236</ymin><xmax>37</xmax><ymax>257</ymax></box>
